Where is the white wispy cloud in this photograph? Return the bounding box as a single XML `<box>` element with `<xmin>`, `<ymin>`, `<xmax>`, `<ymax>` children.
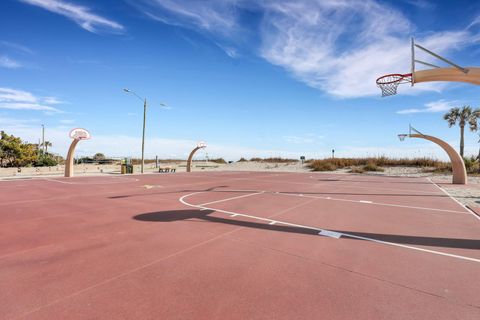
<box><xmin>132</xmin><ymin>0</ymin><xmax>480</xmax><ymax>98</ymax></box>
<box><xmin>215</xmin><ymin>43</ymin><xmax>239</xmax><ymax>58</ymax></box>
<box><xmin>0</xmin><ymin>55</ymin><xmax>22</xmax><ymax>68</ymax></box>
<box><xmin>0</xmin><ymin>41</ymin><xmax>33</xmax><ymax>54</ymax></box>
<box><xmin>43</xmin><ymin>96</ymin><xmax>65</xmax><ymax>105</ymax></box>
<box><xmin>0</xmin><ymin>87</ymin><xmax>63</xmax><ymax>113</ymax></box>
<box><xmin>131</xmin><ymin>0</ymin><xmax>238</xmax><ymax>34</ymax></box>
<box><xmin>258</xmin><ymin>1</ymin><xmax>474</xmax><ymax>98</ymax></box>
<box><xmin>403</xmin><ymin>0</ymin><xmax>435</xmax><ymax>9</ymax></box>
<box><xmin>19</xmin><ymin>0</ymin><xmax>124</xmax><ymax>33</ymax></box>
<box><xmin>2</xmin><ymin>120</ymin><xmax>479</xmax><ymax>160</ymax></box>
<box><xmin>0</xmin><ymin>116</ymin><xmax>40</xmax><ymax>128</ymax></box>
<box><xmin>0</xmin><ymin>103</ymin><xmax>60</xmax><ymax>112</ymax></box>
<box><xmin>0</xmin><ymin>88</ymin><xmax>37</xmax><ymax>102</ymax></box>
<box><xmin>397</xmin><ymin>99</ymin><xmax>459</xmax><ymax>114</ymax></box>
<box><xmin>283</xmin><ymin>133</ymin><xmax>323</xmax><ymax>144</ymax></box>
<box><xmin>59</xmin><ymin>119</ymin><xmax>75</xmax><ymax>124</ymax></box>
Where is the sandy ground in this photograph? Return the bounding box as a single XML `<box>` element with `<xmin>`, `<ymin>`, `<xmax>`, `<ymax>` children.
<box><xmin>1</xmin><ymin>161</ymin><xmax>479</xmax><ymax>209</ymax></box>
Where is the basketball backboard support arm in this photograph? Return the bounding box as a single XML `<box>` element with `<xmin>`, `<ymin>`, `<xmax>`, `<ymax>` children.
<box><xmin>409</xmin><ymin>124</ymin><xmax>424</xmax><ymax>137</ymax></box>
<box><xmin>377</xmin><ymin>38</ymin><xmax>476</xmax><ymax>96</ymax></box>
<box><xmin>397</xmin><ymin>125</ymin><xmax>467</xmax><ymax>184</ymax></box>
<box><xmin>415</xmin><ymin>60</ymin><xmax>441</xmax><ymax>69</ymax></box>
<box><xmin>411</xmin><ymin>37</ymin><xmax>415</xmax><ymax>85</ymax></box>
<box><xmin>414</xmin><ymin>42</ymin><xmax>469</xmax><ymax>74</ymax></box>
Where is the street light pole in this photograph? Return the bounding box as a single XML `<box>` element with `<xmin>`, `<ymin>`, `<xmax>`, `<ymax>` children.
<box><xmin>141</xmin><ymin>98</ymin><xmax>147</xmax><ymax>174</ymax></box>
<box><xmin>123</xmin><ymin>88</ymin><xmax>167</xmax><ymax>174</ymax></box>
<box><xmin>41</xmin><ymin>124</ymin><xmax>45</xmax><ymax>154</ymax></box>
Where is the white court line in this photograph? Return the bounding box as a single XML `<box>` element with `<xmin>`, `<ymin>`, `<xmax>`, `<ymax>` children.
<box><xmin>200</xmin><ymin>187</ymin><xmax>465</xmax><ymax>215</ymax></box>
<box><xmin>42</xmin><ymin>177</ymin><xmax>139</xmax><ymax>185</ymax></box>
<box><xmin>427</xmin><ymin>178</ymin><xmax>480</xmax><ymax>221</ymax></box>
<box><xmin>320</xmin><ymin>182</ymin><xmax>443</xmax><ymax>195</ymax></box>
<box><xmin>239</xmin><ymin>176</ymin><xmax>444</xmax><ymax>195</ymax></box>
<box><xmin>276</xmin><ymin>192</ymin><xmax>467</xmax><ymax>214</ymax></box>
<box><xmin>199</xmin><ymin>191</ymin><xmax>264</xmax><ymax>206</ymax></box>
<box><xmin>179</xmin><ymin>192</ymin><xmax>480</xmax><ymax>264</ymax></box>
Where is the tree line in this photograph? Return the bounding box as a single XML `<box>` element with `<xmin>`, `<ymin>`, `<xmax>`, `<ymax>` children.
<box><xmin>0</xmin><ymin>131</ymin><xmax>61</xmax><ymax>167</ymax></box>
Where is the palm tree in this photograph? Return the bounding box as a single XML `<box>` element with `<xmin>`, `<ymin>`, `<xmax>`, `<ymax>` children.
<box><xmin>477</xmin><ymin>134</ymin><xmax>480</xmax><ymax>173</ymax></box>
<box><xmin>41</xmin><ymin>141</ymin><xmax>52</xmax><ymax>153</ymax></box>
<box><xmin>470</xmin><ymin>109</ymin><xmax>480</xmax><ymax>167</ymax></box>
<box><xmin>443</xmin><ymin>106</ymin><xmax>478</xmax><ymax>157</ymax></box>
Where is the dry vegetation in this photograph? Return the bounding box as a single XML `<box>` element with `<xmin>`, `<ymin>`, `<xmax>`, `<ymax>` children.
<box><xmin>308</xmin><ymin>156</ymin><xmax>480</xmax><ymax>174</ymax></box>
<box><xmin>421</xmin><ymin>156</ymin><xmax>479</xmax><ymax>174</ymax></box>
<box><xmin>248</xmin><ymin>157</ymin><xmax>299</xmax><ymax>163</ymax></box>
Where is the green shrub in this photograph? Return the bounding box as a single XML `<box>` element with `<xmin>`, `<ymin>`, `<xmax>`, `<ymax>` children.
<box><xmin>35</xmin><ymin>155</ymin><xmax>58</xmax><ymax>167</ymax></box>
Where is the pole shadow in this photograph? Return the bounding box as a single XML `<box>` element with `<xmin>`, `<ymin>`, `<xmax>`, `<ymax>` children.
<box><xmin>133</xmin><ymin>210</ymin><xmax>480</xmax><ymax>250</ymax></box>
<box><xmin>109</xmin><ymin>186</ymin><xmax>230</xmax><ymax>199</ymax></box>
<box><xmin>316</xmin><ymin>178</ymin><xmax>435</xmax><ymax>185</ymax></box>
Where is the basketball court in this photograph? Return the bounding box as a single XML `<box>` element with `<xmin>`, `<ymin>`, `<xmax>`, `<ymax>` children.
<box><xmin>1</xmin><ymin>171</ymin><xmax>479</xmax><ymax>319</ymax></box>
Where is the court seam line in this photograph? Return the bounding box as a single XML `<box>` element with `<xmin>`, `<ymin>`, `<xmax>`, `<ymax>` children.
<box><xmin>41</xmin><ymin>177</ymin><xmax>139</xmax><ymax>185</ymax></box>
<box><xmin>0</xmin><ymin>196</ymin><xmax>181</xmax><ymax>260</ymax></box>
<box><xmin>240</xmin><ymin>177</ymin><xmax>444</xmax><ymax>195</ymax></box>
<box><xmin>14</xmin><ymin>185</ymin><xmax>309</xmax><ymax>319</ymax></box>
<box><xmin>224</xmin><ymin>236</ymin><xmax>474</xmax><ymax>305</ymax></box>
<box><xmin>15</xmin><ymin>228</ymin><xmax>246</xmax><ymax>319</ymax></box>
<box><xmin>0</xmin><ymin>175</ymin><xmax>253</xmax><ymax>206</ymax></box>
<box><xmin>180</xmin><ymin>192</ymin><xmax>480</xmax><ymax>264</ymax></box>
<box><xmin>427</xmin><ymin>178</ymin><xmax>480</xmax><ymax>221</ymax></box>
<box><xmin>198</xmin><ymin>191</ymin><xmax>265</xmax><ymax>206</ymax></box>
<box><xmin>190</xmin><ymin>187</ymin><xmax>467</xmax><ymax>214</ymax></box>
<box><xmin>0</xmin><ymin>193</ymin><xmax>177</xmax><ymax>228</ymax></box>
<box><xmin>275</xmin><ymin>192</ymin><xmax>468</xmax><ymax>214</ymax></box>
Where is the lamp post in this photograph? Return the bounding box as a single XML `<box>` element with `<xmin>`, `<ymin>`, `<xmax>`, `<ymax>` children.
<box><xmin>41</xmin><ymin>124</ymin><xmax>45</xmax><ymax>153</ymax></box>
<box><xmin>123</xmin><ymin>88</ymin><xmax>166</xmax><ymax>174</ymax></box>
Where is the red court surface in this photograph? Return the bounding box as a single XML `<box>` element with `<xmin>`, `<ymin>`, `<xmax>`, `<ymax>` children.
<box><xmin>1</xmin><ymin>172</ymin><xmax>479</xmax><ymax>319</ymax></box>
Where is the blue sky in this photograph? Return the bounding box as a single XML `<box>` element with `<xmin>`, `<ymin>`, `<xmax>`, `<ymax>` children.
<box><xmin>1</xmin><ymin>0</ymin><xmax>480</xmax><ymax>160</ymax></box>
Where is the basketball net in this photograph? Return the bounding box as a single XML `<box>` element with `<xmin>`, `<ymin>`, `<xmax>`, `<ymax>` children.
<box><xmin>376</xmin><ymin>74</ymin><xmax>412</xmax><ymax>97</ymax></box>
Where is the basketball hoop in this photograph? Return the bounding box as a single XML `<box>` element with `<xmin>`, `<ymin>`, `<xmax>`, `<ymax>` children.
<box><xmin>197</xmin><ymin>141</ymin><xmax>207</xmax><ymax>149</ymax></box>
<box><xmin>398</xmin><ymin>134</ymin><xmax>408</xmax><ymax>141</ymax></box>
<box><xmin>376</xmin><ymin>73</ymin><xmax>412</xmax><ymax>97</ymax></box>
<box><xmin>69</xmin><ymin>128</ymin><xmax>91</xmax><ymax>140</ymax></box>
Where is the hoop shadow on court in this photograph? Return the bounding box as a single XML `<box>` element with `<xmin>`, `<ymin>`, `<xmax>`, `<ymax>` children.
<box><xmin>133</xmin><ymin>210</ymin><xmax>480</xmax><ymax>250</ymax></box>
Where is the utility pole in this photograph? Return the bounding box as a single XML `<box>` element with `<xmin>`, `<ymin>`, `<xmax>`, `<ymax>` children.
<box><xmin>141</xmin><ymin>98</ymin><xmax>147</xmax><ymax>174</ymax></box>
<box><xmin>123</xmin><ymin>88</ymin><xmax>167</xmax><ymax>174</ymax></box>
<box><xmin>41</xmin><ymin>124</ymin><xmax>45</xmax><ymax>154</ymax></box>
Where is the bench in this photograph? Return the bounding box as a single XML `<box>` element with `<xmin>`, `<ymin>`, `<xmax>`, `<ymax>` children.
<box><xmin>159</xmin><ymin>167</ymin><xmax>176</xmax><ymax>173</ymax></box>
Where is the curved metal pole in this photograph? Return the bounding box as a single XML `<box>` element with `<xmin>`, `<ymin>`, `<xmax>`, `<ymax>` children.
<box><xmin>65</xmin><ymin>139</ymin><xmax>80</xmax><ymax>177</ymax></box>
<box><xmin>414</xmin><ymin>67</ymin><xmax>480</xmax><ymax>85</ymax></box>
<box><xmin>186</xmin><ymin>147</ymin><xmax>203</xmax><ymax>172</ymax></box>
<box><xmin>410</xmin><ymin>134</ymin><xmax>467</xmax><ymax>185</ymax></box>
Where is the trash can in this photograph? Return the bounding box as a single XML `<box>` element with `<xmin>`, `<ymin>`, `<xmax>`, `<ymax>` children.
<box><xmin>121</xmin><ymin>164</ymin><xmax>133</xmax><ymax>174</ymax></box>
